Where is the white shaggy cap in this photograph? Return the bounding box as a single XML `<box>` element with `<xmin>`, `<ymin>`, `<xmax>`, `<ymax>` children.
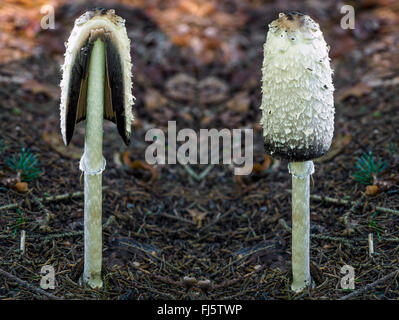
<box><xmin>260</xmin><ymin>12</ymin><xmax>334</xmax><ymax>161</ymax></box>
<box><xmin>60</xmin><ymin>8</ymin><xmax>134</xmax><ymax>146</ymax></box>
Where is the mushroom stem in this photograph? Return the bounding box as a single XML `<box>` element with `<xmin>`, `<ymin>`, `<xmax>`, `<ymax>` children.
<box><xmin>289</xmin><ymin>160</ymin><xmax>314</xmax><ymax>292</ymax></box>
<box><xmin>81</xmin><ymin>38</ymin><xmax>105</xmax><ymax>289</ymax></box>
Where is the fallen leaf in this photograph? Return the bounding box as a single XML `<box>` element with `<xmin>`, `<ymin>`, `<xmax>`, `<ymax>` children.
<box><xmin>42</xmin><ymin>131</ymin><xmax>81</xmax><ymax>160</ymax></box>
<box><xmin>198</xmin><ymin>77</ymin><xmax>228</xmax><ymax>105</ymax></box>
<box><xmin>366</xmin><ymin>185</ymin><xmax>380</xmax><ymax>196</ymax></box>
<box><xmin>252</xmin><ymin>155</ymin><xmax>272</xmax><ymax>173</ymax></box>
<box><xmin>315</xmin><ymin>134</ymin><xmax>352</xmax><ymax>163</ymax></box>
<box><xmin>179</xmin><ymin>1</ymin><xmax>215</xmax><ymax>17</ymax></box>
<box><xmin>338</xmin><ymin>82</ymin><xmax>372</xmax><ymax>101</ymax></box>
<box><xmin>144</xmin><ymin>88</ymin><xmax>168</xmax><ymax>112</ymax></box>
<box><xmin>144</xmin><ymin>88</ymin><xmax>174</xmax><ymax>124</ymax></box>
<box><xmin>171</xmin><ymin>33</ymin><xmax>191</xmax><ymax>47</ymax></box>
<box><xmin>187</xmin><ymin>208</ymin><xmax>207</xmax><ymax>228</ymax></box>
<box><xmin>122</xmin><ymin>151</ymin><xmax>158</xmax><ymax>184</ymax></box>
<box><xmin>22</xmin><ymin>79</ymin><xmax>60</xmax><ymax>100</ymax></box>
<box><xmin>15</xmin><ymin>181</ymin><xmax>28</xmax><ymax>192</ymax></box>
<box><xmin>165</xmin><ymin>73</ymin><xmax>197</xmax><ymax>102</ymax></box>
<box><xmin>226</xmin><ymin>92</ymin><xmax>250</xmax><ymax>113</ymax></box>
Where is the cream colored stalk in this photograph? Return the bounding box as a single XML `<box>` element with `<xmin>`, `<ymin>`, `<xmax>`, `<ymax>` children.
<box><xmin>289</xmin><ymin>161</ymin><xmax>314</xmax><ymax>292</ymax></box>
<box><xmin>81</xmin><ymin>38</ymin><xmax>105</xmax><ymax>289</ymax></box>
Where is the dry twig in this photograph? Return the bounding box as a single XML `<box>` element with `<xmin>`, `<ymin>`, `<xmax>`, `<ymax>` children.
<box><xmin>286</xmin><ymin>190</ymin><xmax>399</xmax><ymax>216</ymax></box>
<box><xmin>339</xmin><ymin>270</ymin><xmax>399</xmax><ymax>300</ymax></box>
<box><xmin>0</xmin><ymin>267</ymin><xmax>63</xmax><ymax>300</ymax></box>
<box><xmin>0</xmin><ymin>187</ymin><xmax>108</xmax><ymax>212</ymax></box>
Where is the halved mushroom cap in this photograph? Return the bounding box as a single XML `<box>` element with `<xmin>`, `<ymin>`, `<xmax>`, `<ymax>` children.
<box><xmin>260</xmin><ymin>12</ymin><xmax>334</xmax><ymax>161</ymax></box>
<box><xmin>60</xmin><ymin>8</ymin><xmax>134</xmax><ymax>146</ymax></box>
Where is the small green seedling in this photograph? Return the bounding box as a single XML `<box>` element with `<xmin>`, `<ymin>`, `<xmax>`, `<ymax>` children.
<box><xmin>7</xmin><ymin>148</ymin><xmax>42</xmax><ymax>181</ymax></box>
<box><xmin>352</xmin><ymin>151</ymin><xmax>387</xmax><ymax>185</ymax></box>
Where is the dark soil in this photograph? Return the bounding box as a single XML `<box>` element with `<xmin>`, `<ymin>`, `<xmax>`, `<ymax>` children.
<box><xmin>0</xmin><ymin>0</ymin><xmax>398</xmax><ymax>300</ymax></box>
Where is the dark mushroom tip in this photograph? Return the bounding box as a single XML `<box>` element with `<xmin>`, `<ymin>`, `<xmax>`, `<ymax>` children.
<box><xmin>271</xmin><ymin>11</ymin><xmax>317</xmax><ymax>34</ymax></box>
<box><xmin>89</xmin><ymin>7</ymin><xmax>107</xmax><ymax>14</ymax></box>
<box><xmin>286</xmin><ymin>11</ymin><xmax>304</xmax><ymax>20</ymax></box>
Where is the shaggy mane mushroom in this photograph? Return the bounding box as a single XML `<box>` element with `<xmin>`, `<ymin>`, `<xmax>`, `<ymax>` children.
<box><xmin>60</xmin><ymin>8</ymin><xmax>134</xmax><ymax>289</ymax></box>
<box><xmin>260</xmin><ymin>11</ymin><xmax>334</xmax><ymax>292</ymax></box>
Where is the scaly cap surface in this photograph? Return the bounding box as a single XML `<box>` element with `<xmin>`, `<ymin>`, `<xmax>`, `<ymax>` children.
<box><xmin>260</xmin><ymin>12</ymin><xmax>334</xmax><ymax>161</ymax></box>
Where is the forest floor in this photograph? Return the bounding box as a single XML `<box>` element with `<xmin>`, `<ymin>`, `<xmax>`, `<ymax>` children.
<box><xmin>0</xmin><ymin>0</ymin><xmax>399</xmax><ymax>300</ymax></box>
